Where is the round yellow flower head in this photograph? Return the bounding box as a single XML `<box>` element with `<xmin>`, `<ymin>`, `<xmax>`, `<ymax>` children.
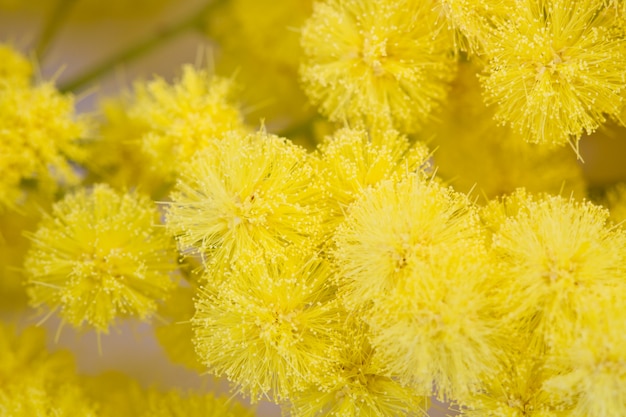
<box><xmin>167</xmin><ymin>129</ymin><xmax>328</xmax><ymax>274</ymax></box>
<box><xmin>0</xmin><ymin>53</ymin><xmax>87</xmax><ymax>211</ymax></box>
<box><xmin>300</xmin><ymin>0</ymin><xmax>456</xmax><ymax>133</ymax></box>
<box><xmin>366</xmin><ymin>250</ymin><xmax>506</xmax><ymax>400</ymax></box>
<box><xmin>289</xmin><ymin>319</ymin><xmax>429</xmax><ymax>417</ymax></box>
<box><xmin>192</xmin><ymin>253</ymin><xmax>343</xmax><ymax>402</ymax></box>
<box><xmin>93</xmin><ymin>65</ymin><xmax>246</xmax><ymax>188</ymax></box>
<box><xmin>333</xmin><ymin>173</ymin><xmax>482</xmax><ymax>310</ymax></box>
<box><xmin>487</xmin><ymin>189</ymin><xmax>626</xmax><ymax>352</ymax></box>
<box><xmin>480</xmin><ymin>0</ymin><xmax>626</xmax><ymax>148</ymax></box>
<box><xmin>317</xmin><ymin>126</ymin><xmax>431</xmax><ymax>221</ymax></box>
<box><xmin>430</xmin><ymin>61</ymin><xmax>586</xmax><ymax>199</ymax></box>
<box><xmin>24</xmin><ymin>184</ymin><xmax>178</xmax><ymax>333</ymax></box>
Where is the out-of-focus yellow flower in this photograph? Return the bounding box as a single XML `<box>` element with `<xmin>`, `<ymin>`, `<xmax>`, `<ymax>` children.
<box><xmin>0</xmin><ymin>323</ymin><xmax>97</xmax><ymax>417</ymax></box>
<box><xmin>154</xmin><ymin>285</ymin><xmax>205</xmax><ymax>372</ymax></box>
<box><xmin>544</xmin><ymin>300</ymin><xmax>626</xmax><ymax>417</ymax></box>
<box><xmin>206</xmin><ymin>0</ymin><xmax>315</xmax><ymax>130</ymax></box>
<box><xmin>480</xmin><ymin>0</ymin><xmax>626</xmax><ymax>148</ymax></box>
<box><xmin>24</xmin><ymin>184</ymin><xmax>178</xmax><ymax>333</ymax></box>
<box><xmin>0</xmin><ymin>43</ymin><xmax>32</xmax><ymax>85</ymax></box>
<box><xmin>88</xmin><ymin>65</ymin><xmax>246</xmax><ymax>195</ymax></box>
<box><xmin>0</xmin><ymin>45</ymin><xmax>88</xmax><ymax>211</ymax></box>
<box><xmin>300</xmin><ymin>0</ymin><xmax>456</xmax><ymax>133</ymax></box>
<box><xmin>430</xmin><ymin>61</ymin><xmax>586</xmax><ymax>200</ymax></box>
<box><xmin>142</xmin><ymin>388</ymin><xmax>256</xmax><ymax>417</ymax></box>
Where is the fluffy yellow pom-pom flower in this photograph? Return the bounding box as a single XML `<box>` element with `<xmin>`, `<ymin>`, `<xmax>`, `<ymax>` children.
<box><xmin>0</xmin><ymin>43</ymin><xmax>32</xmax><ymax>85</ymax></box>
<box><xmin>289</xmin><ymin>319</ymin><xmax>429</xmax><ymax>417</ymax></box>
<box><xmin>317</xmin><ymin>127</ymin><xmax>431</xmax><ymax>221</ymax></box>
<box><xmin>90</xmin><ymin>65</ymin><xmax>246</xmax><ymax>189</ymax></box>
<box><xmin>166</xmin><ymin>129</ymin><xmax>328</xmax><ymax>273</ymax></box>
<box><xmin>333</xmin><ymin>173</ymin><xmax>482</xmax><ymax>309</ymax></box>
<box><xmin>480</xmin><ymin>0</ymin><xmax>626</xmax><ymax>147</ymax></box>
<box><xmin>366</xmin><ymin>250</ymin><xmax>506</xmax><ymax>400</ymax></box>
<box><xmin>487</xmin><ymin>189</ymin><xmax>626</xmax><ymax>352</ymax></box>
<box><xmin>0</xmin><ymin>47</ymin><xmax>87</xmax><ymax>210</ymax></box>
<box><xmin>24</xmin><ymin>184</ymin><xmax>178</xmax><ymax>333</ymax></box>
<box><xmin>192</xmin><ymin>253</ymin><xmax>343</xmax><ymax>402</ymax></box>
<box><xmin>300</xmin><ymin>0</ymin><xmax>456</xmax><ymax>133</ymax></box>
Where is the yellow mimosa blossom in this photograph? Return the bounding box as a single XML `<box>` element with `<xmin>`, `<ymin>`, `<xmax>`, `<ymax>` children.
<box><xmin>430</xmin><ymin>62</ymin><xmax>586</xmax><ymax>199</ymax></box>
<box><xmin>459</xmin><ymin>353</ymin><xmax>570</xmax><ymax>416</ymax></box>
<box><xmin>24</xmin><ymin>184</ymin><xmax>178</xmax><ymax>333</ymax></box>
<box><xmin>206</xmin><ymin>0</ymin><xmax>315</xmax><ymax>129</ymax></box>
<box><xmin>0</xmin><ymin>50</ymin><xmax>88</xmax><ymax>210</ymax></box>
<box><xmin>480</xmin><ymin>0</ymin><xmax>626</xmax><ymax>147</ymax></box>
<box><xmin>192</xmin><ymin>253</ymin><xmax>343</xmax><ymax>402</ymax></box>
<box><xmin>300</xmin><ymin>0</ymin><xmax>456</xmax><ymax>133</ymax></box>
<box><xmin>0</xmin><ymin>324</ymin><xmax>96</xmax><ymax>417</ymax></box>
<box><xmin>544</xmin><ymin>300</ymin><xmax>626</xmax><ymax>417</ymax></box>
<box><xmin>366</xmin><ymin>250</ymin><xmax>506</xmax><ymax>400</ymax></box>
<box><xmin>317</xmin><ymin>127</ymin><xmax>431</xmax><ymax>221</ymax></box>
<box><xmin>289</xmin><ymin>319</ymin><xmax>429</xmax><ymax>417</ymax></box>
<box><xmin>91</xmin><ymin>65</ymin><xmax>246</xmax><ymax>188</ymax></box>
<box><xmin>167</xmin><ymin>129</ymin><xmax>328</xmax><ymax>274</ymax></box>
<box><xmin>333</xmin><ymin>173</ymin><xmax>482</xmax><ymax>310</ymax></box>
<box><xmin>487</xmin><ymin>189</ymin><xmax>626</xmax><ymax>352</ymax></box>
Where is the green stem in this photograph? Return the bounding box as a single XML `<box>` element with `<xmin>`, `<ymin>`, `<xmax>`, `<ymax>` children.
<box><xmin>35</xmin><ymin>0</ymin><xmax>80</xmax><ymax>60</ymax></box>
<box><xmin>59</xmin><ymin>0</ymin><xmax>220</xmax><ymax>93</ymax></box>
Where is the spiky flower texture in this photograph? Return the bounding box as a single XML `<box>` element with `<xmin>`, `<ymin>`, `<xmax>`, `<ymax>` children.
<box><xmin>300</xmin><ymin>0</ymin><xmax>456</xmax><ymax>133</ymax></box>
<box><xmin>481</xmin><ymin>0</ymin><xmax>626</xmax><ymax>147</ymax></box>
<box><xmin>167</xmin><ymin>129</ymin><xmax>327</xmax><ymax>273</ymax></box>
<box><xmin>24</xmin><ymin>184</ymin><xmax>178</xmax><ymax>332</ymax></box>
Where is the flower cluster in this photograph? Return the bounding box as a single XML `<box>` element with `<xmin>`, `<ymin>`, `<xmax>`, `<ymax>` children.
<box><xmin>1</xmin><ymin>0</ymin><xmax>626</xmax><ymax>416</ymax></box>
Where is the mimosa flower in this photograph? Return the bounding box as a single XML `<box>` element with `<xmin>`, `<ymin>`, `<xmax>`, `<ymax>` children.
<box><xmin>300</xmin><ymin>0</ymin><xmax>456</xmax><ymax>133</ymax></box>
<box><xmin>24</xmin><ymin>184</ymin><xmax>178</xmax><ymax>332</ymax></box>
<box><xmin>480</xmin><ymin>0</ymin><xmax>626</xmax><ymax>147</ymax></box>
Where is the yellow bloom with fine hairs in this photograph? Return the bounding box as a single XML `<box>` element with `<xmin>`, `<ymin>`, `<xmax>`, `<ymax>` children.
<box><xmin>24</xmin><ymin>184</ymin><xmax>178</xmax><ymax>333</ymax></box>
<box><xmin>317</xmin><ymin>127</ymin><xmax>431</xmax><ymax>220</ymax></box>
<box><xmin>300</xmin><ymin>0</ymin><xmax>456</xmax><ymax>133</ymax></box>
<box><xmin>192</xmin><ymin>253</ymin><xmax>343</xmax><ymax>402</ymax></box>
<box><xmin>93</xmin><ymin>65</ymin><xmax>246</xmax><ymax>188</ymax></box>
<box><xmin>0</xmin><ymin>48</ymin><xmax>87</xmax><ymax>210</ymax></box>
<box><xmin>458</xmin><ymin>353</ymin><xmax>570</xmax><ymax>416</ymax></box>
<box><xmin>167</xmin><ymin>129</ymin><xmax>327</xmax><ymax>274</ymax></box>
<box><xmin>333</xmin><ymin>173</ymin><xmax>482</xmax><ymax>310</ymax></box>
<box><xmin>289</xmin><ymin>319</ymin><xmax>429</xmax><ymax>417</ymax></box>
<box><xmin>487</xmin><ymin>189</ymin><xmax>626</xmax><ymax>353</ymax></box>
<box><xmin>366</xmin><ymin>250</ymin><xmax>507</xmax><ymax>400</ymax></box>
<box><xmin>480</xmin><ymin>0</ymin><xmax>626</xmax><ymax>148</ymax></box>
